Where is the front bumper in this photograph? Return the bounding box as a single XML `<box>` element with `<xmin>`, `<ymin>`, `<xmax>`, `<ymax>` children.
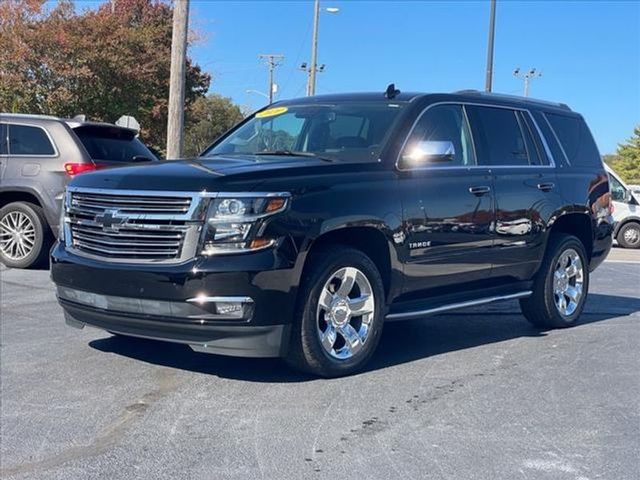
<box><xmin>62</xmin><ymin>301</ymin><xmax>288</xmax><ymax>358</ymax></box>
<box><xmin>51</xmin><ymin>241</ymin><xmax>300</xmax><ymax>357</ymax></box>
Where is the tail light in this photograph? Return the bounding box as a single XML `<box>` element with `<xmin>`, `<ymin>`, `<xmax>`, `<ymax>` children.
<box><xmin>64</xmin><ymin>163</ymin><xmax>100</xmax><ymax>176</ymax></box>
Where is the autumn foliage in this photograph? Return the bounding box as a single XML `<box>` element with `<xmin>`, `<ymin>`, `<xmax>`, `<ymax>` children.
<box><xmin>0</xmin><ymin>0</ymin><xmax>210</xmax><ymax>151</ymax></box>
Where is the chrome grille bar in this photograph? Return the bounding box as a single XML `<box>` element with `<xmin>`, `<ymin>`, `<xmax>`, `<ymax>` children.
<box><xmin>65</xmin><ymin>187</ymin><xmax>208</xmax><ymax>264</ymax></box>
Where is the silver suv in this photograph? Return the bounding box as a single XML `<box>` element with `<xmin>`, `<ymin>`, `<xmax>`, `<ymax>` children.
<box><xmin>0</xmin><ymin>114</ymin><xmax>158</xmax><ymax>268</ymax></box>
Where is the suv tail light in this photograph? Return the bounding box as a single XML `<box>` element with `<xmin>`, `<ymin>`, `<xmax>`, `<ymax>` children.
<box><xmin>64</xmin><ymin>163</ymin><xmax>100</xmax><ymax>176</ymax></box>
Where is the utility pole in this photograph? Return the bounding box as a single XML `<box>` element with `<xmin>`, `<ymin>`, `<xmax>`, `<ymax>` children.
<box><xmin>166</xmin><ymin>0</ymin><xmax>189</xmax><ymax>159</ymax></box>
<box><xmin>513</xmin><ymin>68</ymin><xmax>542</xmax><ymax>97</ymax></box>
<box><xmin>484</xmin><ymin>0</ymin><xmax>497</xmax><ymax>92</ymax></box>
<box><xmin>259</xmin><ymin>54</ymin><xmax>284</xmax><ymax>104</ymax></box>
<box><xmin>307</xmin><ymin>0</ymin><xmax>320</xmax><ymax>96</ymax></box>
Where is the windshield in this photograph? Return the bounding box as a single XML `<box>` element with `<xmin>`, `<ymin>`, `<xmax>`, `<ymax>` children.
<box><xmin>74</xmin><ymin>126</ymin><xmax>158</xmax><ymax>163</ymax></box>
<box><xmin>203</xmin><ymin>102</ymin><xmax>406</xmax><ymax>163</ymax></box>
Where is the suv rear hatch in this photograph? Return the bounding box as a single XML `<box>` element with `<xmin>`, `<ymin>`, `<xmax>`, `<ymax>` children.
<box><xmin>68</xmin><ymin>124</ymin><xmax>158</xmax><ymax>175</ymax></box>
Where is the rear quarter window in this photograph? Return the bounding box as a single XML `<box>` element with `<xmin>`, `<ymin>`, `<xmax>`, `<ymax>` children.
<box><xmin>545</xmin><ymin>113</ymin><xmax>601</xmax><ymax>167</ymax></box>
<box><xmin>73</xmin><ymin>126</ymin><xmax>157</xmax><ymax>163</ymax></box>
<box><xmin>8</xmin><ymin>124</ymin><xmax>56</xmax><ymax>156</ymax></box>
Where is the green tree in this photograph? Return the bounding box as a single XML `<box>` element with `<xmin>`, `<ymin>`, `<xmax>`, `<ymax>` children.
<box><xmin>609</xmin><ymin>126</ymin><xmax>640</xmax><ymax>184</ymax></box>
<box><xmin>0</xmin><ymin>0</ymin><xmax>210</xmax><ymax>151</ymax></box>
<box><xmin>183</xmin><ymin>94</ymin><xmax>244</xmax><ymax>157</ymax></box>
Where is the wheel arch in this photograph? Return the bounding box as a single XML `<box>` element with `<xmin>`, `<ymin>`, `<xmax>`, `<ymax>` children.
<box><xmin>299</xmin><ymin>226</ymin><xmax>397</xmax><ymax>302</ymax></box>
<box><xmin>546</xmin><ymin>211</ymin><xmax>594</xmax><ymax>260</ymax></box>
<box><xmin>0</xmin><ymin>188</ymin><xmax>45</xmax><ymax>209</ymax></box>
<box><xmin>613</xmin><ymin>216</ymin><xmax>640</xmax><ymax>237</ymax></box>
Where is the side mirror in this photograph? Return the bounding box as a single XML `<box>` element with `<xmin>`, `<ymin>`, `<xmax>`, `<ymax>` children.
<box><xmin>401</xmin><ymin>140</ymin><xmax>455</xmax><ymax>168</ymax></box>
<box><xmin>623</xmin><ymin>189</ymin><xmax>633</xmax><ymax>203</ymax></box>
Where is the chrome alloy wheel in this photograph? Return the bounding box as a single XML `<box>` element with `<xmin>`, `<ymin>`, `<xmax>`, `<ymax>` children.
<box><xmin>553</xmin><ymin>248</ymin><xmax>584</xmax><ymax>316</ymax></box>
<box><xmin>623</xmin><ymin>225</ymin><xmax>640</xmax><ymax>245</ymax></box>
<box><xmin>316</xmin><ymin>267</ymin><xmax>376</xmax><ymax>360</ymax></box>
<box><xmin>0</xmin><ymin>211</ymin><xmax>36</xmax><ymax>261</ymax></box>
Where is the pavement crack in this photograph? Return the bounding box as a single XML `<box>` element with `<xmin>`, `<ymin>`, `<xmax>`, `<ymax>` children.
<box><xmin>0</xmin><ymin>369</ymin><xmax>178</xmax><ymax>478</ymax></box>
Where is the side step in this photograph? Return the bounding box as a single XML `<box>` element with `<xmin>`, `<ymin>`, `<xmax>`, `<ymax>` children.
<box><xmin>385</xmin><ymin>291</ymin><xmax>532</xmax><ymax>321</ymax></box>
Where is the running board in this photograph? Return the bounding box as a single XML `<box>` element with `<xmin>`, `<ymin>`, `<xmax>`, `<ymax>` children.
<box><xmin>385</xmin><ymin>291</ymin><xmax>532</xmax><ymax>321</ymax></box>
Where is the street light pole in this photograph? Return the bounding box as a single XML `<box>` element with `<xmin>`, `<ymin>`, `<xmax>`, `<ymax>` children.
<box><xmin>484</xmin><ymin>0</ymin><xmax>496</xmax><ymax>92</ymax></box>
<box><xmin>307</xmin><ymin>0</ymin><xmax>321</xmax><ymax>96</ymax></box>
<box><xmin>166</xmin><ymin>0</ymin><xmax>189</xmax><ymax>159</ymax></box>
<box><xmin>513</xmin><ymin>68</ymin><xmax>542</xmax><ymax>97</ymax></box>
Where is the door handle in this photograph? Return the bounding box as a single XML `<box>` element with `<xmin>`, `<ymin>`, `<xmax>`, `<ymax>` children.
<box><xmin>537</xmin><ymin>182</ymin><xmax>555</xmax><ymax>192</ymax></box>
<box><xmin>469</xmin><ymin>185</ymin><xmax>491</xmax><ymax>196</ymax></box>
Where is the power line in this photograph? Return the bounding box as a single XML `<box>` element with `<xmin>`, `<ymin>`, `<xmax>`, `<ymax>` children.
<box><xmin>258</xmin><ymin>54</ymin><xmax>285</xmax><ymax>104</ymax></box>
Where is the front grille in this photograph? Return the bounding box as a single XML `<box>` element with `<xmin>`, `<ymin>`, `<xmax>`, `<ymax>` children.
<box><xmin>65</xmin><ymin>188</ymin><xmax>205</xmax><ymax>263</ymax></box>
<box><xmin>71</xmin><ymin>191</ymin><xmax>192</xmax><ymax>215</ymax></box>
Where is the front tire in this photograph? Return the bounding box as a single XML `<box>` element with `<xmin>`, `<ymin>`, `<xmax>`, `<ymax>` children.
<box><xmin>617</xmin><ymin>222</ymin><xmax>640</xmax><ymax>249</ymax></box>
<box><xmin>520</xmin><ymin>234</ymin><xmax>589</xmax><ymax>329</ymax></box>
<box><xmin>0</xmin><ymin>202</ymin><xmax>51</xmax><ymax>269</ymax></box>
<box><xmin>285</xmin><ymin>247</ymin><xmax>385</xmax><ymax>377</ymax></box>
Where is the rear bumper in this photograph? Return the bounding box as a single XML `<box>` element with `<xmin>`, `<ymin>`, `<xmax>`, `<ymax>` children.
<box><xmin>590</xmin><ymin>219</ymin><xmax>614</xmax><ymax>271</ymax></box>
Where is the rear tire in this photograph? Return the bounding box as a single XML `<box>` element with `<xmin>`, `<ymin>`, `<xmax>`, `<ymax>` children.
<box><xmin>0</xmin><ymin>202</ymin><xmax>51</xmax><ymax>269</ymax></box>
<box><xmin>617</xmin><ymin>222</ymin><xmax>640</xmax><ymax>249</ymax></box>
<box><xmin>285</xmin><ymin>246</ymin><xmax>385</xmax><ymax>378</ymax></box>
<box><xmin>520</xmin><ymin>234</ymin><xmax>589</xmax><ymax>329</ymax></box>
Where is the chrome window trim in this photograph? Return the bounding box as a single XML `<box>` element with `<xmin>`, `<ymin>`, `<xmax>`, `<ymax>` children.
<box><xmin>396</xmin><ymin>101</ymin><xmax>557</xmax><ymax>172</ymax></box>
<box><xmin>461</xmin><ymin>105</ymin><xmax>479</xmax><ymax>166</ymax></box>
<box><xmin>6</xmin><ymin>122</ymin><xmax>59</xmax><ymax>158</ymax></box>
<box><xmin>541</xmin><ymin>112</ymin><xmax>571</xmax><ymax>165</ymax></box>
<box><xmin>524</xmin><ymin>110</ymin><xmax>556</xmax><ymax>167</ymax></box>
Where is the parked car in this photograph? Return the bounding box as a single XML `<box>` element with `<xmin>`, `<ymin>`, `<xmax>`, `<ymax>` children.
<box><xmin>50</xmin><ymin>89</ymin><xmax>613</xmax><ymax>377</ymax></box>
<box><xmin>0</xmin><ymin>114</ymin><xmax>158</xmax><ymax>268</ymax></box>
<box><xmin>605</xmin><ymin>164</ymin><xmax>640</xmax><ymax>248</ymax></box>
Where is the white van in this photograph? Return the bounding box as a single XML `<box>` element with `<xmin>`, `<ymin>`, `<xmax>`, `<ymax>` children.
<box><xmin>606</xmin><ymin>165</ymin><xmax>640</xmax><ymax>248</ymax></box>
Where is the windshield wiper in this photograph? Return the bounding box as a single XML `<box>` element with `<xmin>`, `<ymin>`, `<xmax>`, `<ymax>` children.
<box><xmin>253</xmin><ymin>150</ymin><xmax>336</xmax><ymax>162</ymax></box>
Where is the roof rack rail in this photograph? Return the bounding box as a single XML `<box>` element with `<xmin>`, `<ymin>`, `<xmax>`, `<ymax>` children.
<box><xmin>452</xmin><ymin>90</ymin><xmax>571</xmax><ymax>111</ymax></box>
<box><xmin>0</xmin><ymin>112</ymin><xmax>61</xmax><ymax>120</ymax></box>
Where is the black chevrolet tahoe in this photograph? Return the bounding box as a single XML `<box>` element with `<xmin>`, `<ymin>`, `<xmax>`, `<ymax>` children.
<box><xmin>51</xmin><ymin>89</ymin><xmax>613</xmax><ymax>377</ymax></box>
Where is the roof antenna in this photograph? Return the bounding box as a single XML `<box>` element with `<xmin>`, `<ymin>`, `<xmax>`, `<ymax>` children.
<box><xmin>385</xmin><ymin>83</ymin><xmax>400</xmax><ymax>99</ymax></box>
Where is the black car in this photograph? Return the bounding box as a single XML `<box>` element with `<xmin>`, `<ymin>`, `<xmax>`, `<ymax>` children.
<box><xmin>0</xmin><ymin>114</ymin><xmax>158</xmax><ymax>268</ymax></box>
<box><xmin>50</xmin><ymin>89</ymin><xmax>613</xmax><ymax>377</ymax></box>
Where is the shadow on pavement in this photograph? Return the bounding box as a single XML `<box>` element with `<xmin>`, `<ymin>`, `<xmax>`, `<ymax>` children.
<box><xmin>89</xmin><ymin>293</ymin><xmax>640</xmax><ymax>382</ymax></box>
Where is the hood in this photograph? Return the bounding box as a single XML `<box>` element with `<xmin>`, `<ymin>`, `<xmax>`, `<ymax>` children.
<box><xmin>68</xmin><ymin>155</ymin><xmax>344</xmax><ymax>192</ymax></box>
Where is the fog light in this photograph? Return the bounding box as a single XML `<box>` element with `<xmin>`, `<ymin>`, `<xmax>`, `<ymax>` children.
<box><xmin>186</xmin><ymin>295</ymin><xmax>254</xmax><ymax>320</ymax></box>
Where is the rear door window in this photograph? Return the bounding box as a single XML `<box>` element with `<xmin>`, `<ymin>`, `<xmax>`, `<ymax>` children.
<box><xmin>466</xmin><ymin>106</ymin><xmax>530</xmax><ymax>166</ymax></box>
<box><xmin>73</xmin><ymin>126</ymin><xmax>157</xmax><ymax>163</ymax></box>
<box><xmin>8</xmin><ymin>124</ymin><xmax>56</xmax><ymax>156</ymax></box>
<box><xmin>0</xmin><ymin>124</ymin><xmax>7</xmax><ymax>155</ymax></box>
<box><xmin>544</xmin><ymin>112</ymin><xmax>601</xmax><ymax>167</ymax></box>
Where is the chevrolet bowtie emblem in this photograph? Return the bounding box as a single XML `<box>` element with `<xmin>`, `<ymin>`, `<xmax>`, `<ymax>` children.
<box><xmin>96</xmin><ymin>209</ymin><xmax>127</xmax><ymax>232</ymax></box>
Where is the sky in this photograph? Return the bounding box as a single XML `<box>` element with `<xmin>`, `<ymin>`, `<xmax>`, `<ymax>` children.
<box><xmin>185</xmin><ymin>0</ymin><xmax>640</xmax><ymax>154</ymax></box>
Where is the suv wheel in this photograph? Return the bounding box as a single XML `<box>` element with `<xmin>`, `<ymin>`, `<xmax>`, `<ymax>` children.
<box><xmin>286</xmin><ymin>247</ymin><xmax>385</xmax><ymax>377</ymax></box>
<box><xmin>520</xmin><ymin>234</ymin><xmax>589</xmax><ymax>328</ymax></box>
<box><xmin>617</xmin><ymin>222</ymin><xmax>640</xmax><ymax>249</ymax></box>
<box><xmin>0</xmin><ymin>202</ymin><xmax>50</xmax><ymax>269</ymax></box>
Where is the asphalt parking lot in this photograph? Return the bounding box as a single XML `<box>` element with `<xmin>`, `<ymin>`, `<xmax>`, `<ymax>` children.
<box><xmin>1</xmin><ymin>248</ymin><xmax>639</xmax><ymax>480</ymax></box>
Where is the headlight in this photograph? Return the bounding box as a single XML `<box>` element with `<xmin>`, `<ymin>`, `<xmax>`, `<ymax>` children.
<box><xmin>200</xmin><ymin>193</ymin><xmax>290</xmax><ymax>255</ymax></box>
